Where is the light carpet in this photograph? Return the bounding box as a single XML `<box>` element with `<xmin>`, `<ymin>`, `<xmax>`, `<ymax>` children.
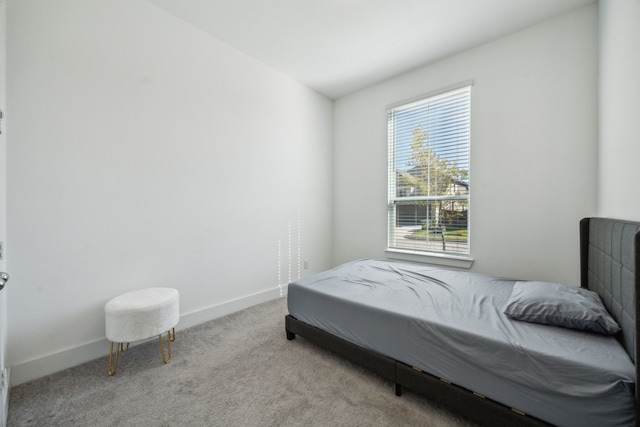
<box><xmin>8</xmin><ymin>297</ymin><xmax>476</xmax><ymax>426</ymax></box>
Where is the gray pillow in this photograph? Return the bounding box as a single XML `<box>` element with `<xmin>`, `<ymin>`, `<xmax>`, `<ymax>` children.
<box><xmin>503</xmin><ymin>281</ymin><xmax>621</xmax><ymax>335</ymax></box>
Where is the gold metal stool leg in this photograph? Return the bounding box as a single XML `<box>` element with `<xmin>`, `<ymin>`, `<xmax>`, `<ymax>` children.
<box><xmin>108</xmin><ymin>342</ymin><xmax>120</xmax><ymax>376</ymax></box>
<box><xmin>159</xmin><ymin>330</ymin><xmax>173</xmax><ymax>364</ymax></box>
<box><xmin>107</xmin><ymin>343</ymin><xmax>130</xmax><ymax>376</ymax></box>
<box><xmin>168</xmin><ymin>327</ymin><xmax>176</xmax><ymax>342</ymax></box>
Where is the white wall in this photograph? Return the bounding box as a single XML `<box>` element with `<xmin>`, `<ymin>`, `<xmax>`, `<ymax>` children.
<box><xmin>598</xmin><ymin>0</ymin><xmax>640</xmax><ymax>221</ymax></box>
<box><xmin>0</xmin><ymin>0</ymin><xmax>10</xmax><ymax>422</ymax></box>
<box><xmin>7</xmin><ymin>0</ymin><xmax>333</xmax><ymax>384</ymax></box>
<box><xmin>333</xmin><ymin>5</ymin><xmax>598</xmax><ymax>284</ymax></box>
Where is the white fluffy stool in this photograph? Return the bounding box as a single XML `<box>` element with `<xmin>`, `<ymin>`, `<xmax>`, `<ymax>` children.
<box><xmin>105</xmin><ymin>287</ymin><xmax>179</xmax><ymax>376</ymax></box>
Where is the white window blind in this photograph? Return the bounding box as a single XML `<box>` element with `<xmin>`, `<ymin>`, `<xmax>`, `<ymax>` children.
<box><xmin>387</xmin><ymin>85</ymin><xmax>471</xmax><ymax>255</ymax></box>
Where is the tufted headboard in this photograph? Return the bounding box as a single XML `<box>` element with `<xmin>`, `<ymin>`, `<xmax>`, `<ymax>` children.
<box><xmin>580</xmin><ymin>217</ymin><xmax>640</xmax><ymax>365</ymax></box>
<box><xmin>580</xmin><ymin>217</ymin><xmax>640</xmax><ymax>367</ymax></box>
<box><xmin>580</xmin><ymin>217</ymin><xmax>640</xmax><ymax>424</ymax></box>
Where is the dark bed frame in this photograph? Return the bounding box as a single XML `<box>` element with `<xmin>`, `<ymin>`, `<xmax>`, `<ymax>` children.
<box><xmin>285</xmin><ymin>217</ymin><xmax>640</xmax><ymax>426</ymax></box>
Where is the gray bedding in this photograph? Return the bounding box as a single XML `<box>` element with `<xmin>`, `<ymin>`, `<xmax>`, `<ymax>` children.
<box><xmin>287</xmin><ymin>259</ymin><xmax>636</xmax><ymax>427</ymax></box>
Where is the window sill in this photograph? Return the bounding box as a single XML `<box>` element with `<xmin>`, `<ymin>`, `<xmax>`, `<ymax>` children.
<box><xmin>385</xmin><ymin>248</ymin><xmax>474</xmax><ymax>269</ymax></box>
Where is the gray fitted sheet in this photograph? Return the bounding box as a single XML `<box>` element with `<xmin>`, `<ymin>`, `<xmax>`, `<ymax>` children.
<box><xmin>287</xmin><ymin>259</ymin><xmax>636</xmax><ymax>427</ymax></box>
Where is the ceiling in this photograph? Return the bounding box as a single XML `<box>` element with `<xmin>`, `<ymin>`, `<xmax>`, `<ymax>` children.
<box><xmin>146</xmin><ymin>0</ymin><xmax>597</xmax><ymax>99</ymax></box>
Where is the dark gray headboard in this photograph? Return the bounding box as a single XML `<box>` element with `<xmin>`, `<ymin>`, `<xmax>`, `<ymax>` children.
<box><xmin>580</xmin><ymin>217</ymin><xmax>640</xmax><ymax>365</ymax></box>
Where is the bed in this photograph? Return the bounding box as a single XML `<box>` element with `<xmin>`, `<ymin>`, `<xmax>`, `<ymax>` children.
<box><xmin>285</xmin><ymin>217</ymin><xmax>640</xmax><ymax>426</ymax></box>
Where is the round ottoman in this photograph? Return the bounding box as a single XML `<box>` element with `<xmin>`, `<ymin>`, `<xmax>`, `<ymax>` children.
<box><xmin>105</xmin><ymin>287</ymin><xmax>179</xmax><ymax>376</ymax></box>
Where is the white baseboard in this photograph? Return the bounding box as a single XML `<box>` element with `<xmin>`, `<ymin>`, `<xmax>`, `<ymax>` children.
<box><xmin>178</xmin><ymin>284</ymin><xmax>287</xmax><ymax>331</ymax></box>
<box><xmin>10</xmin><ymin>285</ymin><xmax>288</xmax><ymax>386</ymax></box>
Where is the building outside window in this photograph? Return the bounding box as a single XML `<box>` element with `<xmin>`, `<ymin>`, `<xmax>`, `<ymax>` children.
<box><xmin>387</xmin><ymin>84</ymin><xmax>471</xmax><ymax>256</ymax></box>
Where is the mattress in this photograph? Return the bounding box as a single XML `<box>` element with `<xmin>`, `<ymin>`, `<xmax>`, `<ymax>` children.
<box><xmin>287</xmin><ymin>259</ymin><xmax>636</xmax><ymax>427</ymax></box>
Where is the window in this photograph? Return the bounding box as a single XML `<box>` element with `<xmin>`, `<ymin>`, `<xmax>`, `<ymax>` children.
<box><xmin>387</xmin><ymin>84</ymin><xmax>471</xmax><ymax>257</ymax></box>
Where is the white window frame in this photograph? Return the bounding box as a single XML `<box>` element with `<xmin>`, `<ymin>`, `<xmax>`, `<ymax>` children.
<box><xmin>386</xmin><ymin>83</ymin><xmax>473</xmax><ymax>268</ymax></box>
